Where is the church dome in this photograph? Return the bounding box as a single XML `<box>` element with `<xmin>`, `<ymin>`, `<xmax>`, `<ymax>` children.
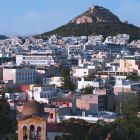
<box><xmin>22</xmin><ymin>99</ymin><xmax>44</xmax><ymax>116</ymax></box>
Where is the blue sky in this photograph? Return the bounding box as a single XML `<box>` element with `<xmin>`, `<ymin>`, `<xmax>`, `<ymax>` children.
<box><xmin>0</xmin><ymin>0</ymin><xmax>140</xmax><ymax>36</ymax></box>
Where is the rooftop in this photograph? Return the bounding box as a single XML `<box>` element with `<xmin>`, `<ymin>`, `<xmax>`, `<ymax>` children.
<box><xmin>48</xmin><ymin>123</ymin><xmax>69</xmax><ymax>133</ymax></box>
<box><xmin>53</xmin><ymin>96</ymin><xmax>80</xmax><ymax>102</ymax></box>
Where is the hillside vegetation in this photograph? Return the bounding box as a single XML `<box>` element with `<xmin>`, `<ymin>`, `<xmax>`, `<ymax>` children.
<box><xmin>38</xmin><ymin>22</ymin><xmax>140</xmax><ymax>41</ymax></box>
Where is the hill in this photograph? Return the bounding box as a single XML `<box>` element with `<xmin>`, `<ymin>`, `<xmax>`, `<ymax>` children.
<box><xmin>69</xmin><ymin>4</ymin><xmax>120</xmax><ymax>24</ymax></box>
<box><xmin>0</xmin><ymin>35</ymin><xmax>8</xmax><ymax>40</ymax></box>
<box><xmin>36</xmin><ymin>4</ymin><xmax>140</xmax><ymax>41</ymax></box>
<box><xmin>38</xmin><ymin>22</ymin><xmax>140</xmax><ymax>41</ymax></box>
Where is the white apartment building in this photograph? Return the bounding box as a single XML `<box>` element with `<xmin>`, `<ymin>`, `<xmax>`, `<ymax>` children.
<box><xmin>78</xmin><ymin>77</ymin><xmax>106</xmax><ymax>89</ymax></box>
<box><xmin>3</xmin><ymin>66</ymin><xmax>36</xmax><ymax>88</ymax></box>
<box><xmin>5</xmin><ymin>92</ymin><xmax>25</xmax><ymax>102</ymax></box>
<box><xmin>72</xmin><ymin>65</ymin><xmax>100</xmax><ymax>77</ymax></box>
<box><xmin>43</xmin><ymin>75</ymin><xmax>61</xmax><ymax>87</ymax></box>
<box><xmin>27</xmin><ymin>85</ymin><xmax>62</xmax><ymax>103</ymax></box>
<box><xmin>16</xmin><ymin>53</ymin><xmax>68</xmax><ymax>66</ymax></box>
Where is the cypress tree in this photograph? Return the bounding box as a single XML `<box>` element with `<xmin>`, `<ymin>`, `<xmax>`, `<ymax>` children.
<box><xmin>0</xmin><ymin>94</ymin><xmax>14</xmax><ymax>138</ymax></box>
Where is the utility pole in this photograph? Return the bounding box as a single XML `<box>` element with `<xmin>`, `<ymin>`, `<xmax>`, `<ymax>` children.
<box><xmin>120</xmin><ymin>102</ymin><xmax>122</xmax><ymax>114</ymax></box>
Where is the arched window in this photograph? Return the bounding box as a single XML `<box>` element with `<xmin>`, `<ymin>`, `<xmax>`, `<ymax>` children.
<box><xmin>30</xmin><ymin>125</ymin><xmax>36</xmax><ymax>139</ymax></box>
<box><xmin>23</xmin><ymin>126</ymin><xmax>27</xmax><ymax>140</ymax></box>
<box><xmin>37</xmin><ymin>126</ymin><xmax>41</xmax><ymax>139</ymax></box>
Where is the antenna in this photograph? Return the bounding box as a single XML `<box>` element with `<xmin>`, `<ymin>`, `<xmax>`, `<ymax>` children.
<box><xmin>32</xmin><ymin>90</ymin><xmax>34</xmax><ymax>99</ymax></box>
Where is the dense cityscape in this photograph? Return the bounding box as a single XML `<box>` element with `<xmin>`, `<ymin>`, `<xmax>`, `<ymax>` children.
<box><xmin>1</xmin><ymin>2</ymin><xmax>140</xmax><ymax>140</ymax></box>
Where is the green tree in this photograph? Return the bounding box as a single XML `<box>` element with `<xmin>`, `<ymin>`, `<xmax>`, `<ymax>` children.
<box><xmin>116</xmin><ymin>93</ymin><xmax>139</xmax><ymax>119</ymax></box>
<box><xmin>54</xmin><ymin>134</ymin><xmax>71</xmax><ymax>140</ymax></box>
<box><xmin>60</xmin><ymin>67</ymin><xmax>75</xmax><ymax>90</ymax></box>
<box><xmin>4</xmin><ymin>133</ymin><xmax>18</xmax><ymax>140</ymax></box>
<box><xmin>115</xmin><ymin>93</ymin><xmax>140</xmax><ymax>139</ymax></box>
<box><xmin>0</xmin><ymin>94</ymin><xmax>15</xmax><ymax>138</ymax></box>
<box><xmin>57</xmin><ymin>118</ymin><xmax>110</xmax><ymax>140</ymax></box>
<box><xmin>82</xmin><ymin>87</ymin><xmax>95</xmax><ymax>94</ymax></box>
<box><xmin>124</xmin><ymin>20</ymin><xmax>128</xmax><ymax>24</ymax></box>
<box><xmin>109</xmin><ymin>128</ymin><xmax>128</xmax><ymax>140</ymax></box>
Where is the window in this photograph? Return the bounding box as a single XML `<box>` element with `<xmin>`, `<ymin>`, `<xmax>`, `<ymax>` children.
<box><xmin>50</xmin><ymin>113</ymin><xmax>53</xmax><ymax>119</ymax></box>
<box><xmin>44</xmin><ymin>95</ymin><xmax>46</xmax><ymax>98</ymax></box>
<box><xmin>37</xmin><ymin>127</ymin><xmax>41</xmax><ymax>137</ymax></box>
<box><xmin>48</xmin><ymin>95</ymin><xmax>49</xmax><ymax>99</ymax></box>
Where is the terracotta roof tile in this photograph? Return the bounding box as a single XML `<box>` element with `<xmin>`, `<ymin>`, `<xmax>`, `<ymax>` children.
<box><xmin>48</xmin><ymin>123</ymin><xmax>69</xmax><ymax>133</ymax></box>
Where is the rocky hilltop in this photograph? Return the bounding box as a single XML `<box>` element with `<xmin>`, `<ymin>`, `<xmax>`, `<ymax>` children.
<box><xmin>69</xmin><ymin>4</ymin><xmax>120</xmax><ymax>24</ymax></box>
<box><xmin>36</xmin><ymin>4</ymin><xmax>140</xmax><ymax>40</ymax></box>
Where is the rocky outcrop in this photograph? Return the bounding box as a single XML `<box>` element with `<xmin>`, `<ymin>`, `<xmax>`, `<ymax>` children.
<box><xmin>69</xmin><ymin>4</ymin><xmax>120</xmax><ymax>24</ymax></box>
<box><xmin>76</xmin><ymin>16</ymin><xmax>93</xmax><ymax>24</ymax></box>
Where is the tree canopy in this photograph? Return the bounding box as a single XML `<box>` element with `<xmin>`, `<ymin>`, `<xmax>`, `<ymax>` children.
<box><xmin>0</xmin><ymin>94</ymin><xmax>15</xmax><ymax>138</ymax></box>
<box><xmin>82</xmin><ymin>86</ymin><xmax>95</xmax><ymax>94</ymax></box>
<box><xmin>60</xmin><ymin>67</ymin><xmax>75</xmax><ymax>90</ymax></box>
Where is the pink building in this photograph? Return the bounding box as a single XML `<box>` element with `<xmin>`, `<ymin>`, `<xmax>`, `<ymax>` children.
<box><xmin>76</xmin><ymin>89</ymin><xmax>114</xmax><ymax>111</ymax></box>
<box><xmin>53</xmin><ymin>97</ymin><xmax>76</xmax><ymax>114</ymax></box>
<box><xmin>44</xmin><ymin>106</ymin><xmax>70</xmax><ymax>123</ymax></box>
<box><xmin>113</xmin><ymin>80</ymin><xmax>140</xmax><ymax>106</ymax></box>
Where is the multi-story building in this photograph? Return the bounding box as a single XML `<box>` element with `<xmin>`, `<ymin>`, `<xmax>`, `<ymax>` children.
<box><xmin>118</xmin><ymin>55</ymin><xmax>140</xmax><ymax>74</ymax></box>
<box><xmin>76</xmin><ymin>89</ymin><xmax>114</xmax><ymax>111</ymax></box>
<box><xmin>3</xmin><ymin>66</ymin><xmax>36</xmax><ymax>88</ymax></box>
<box><xmin>43</xmin><ymin>75</ymin><xmax>61</xmax><ymax>87</ymax></box>
<box><xmin>84</xmin><ymin>44</ymin><xmax>125</xmax><ymax>53</ymax></box>
<box><xmin>16</xmin><ymin>53</ymin><xmax>68</xmax><ymax>66</ymax></box>
<box><xmin>27</xmin><ymin>85</ymin><xmax>54</xmax><ymax>103</ymax></box>
<box><xmin>114</xmin><ymin>80</ymin><xmax>140</xmax><ymax>107</ymax></box>
<box><xmin>27</xmin><ymin>85</ymin><xmax>62</xmax><ymax>103</ymax></box>
<box><xmin>0</xmin><ymin>54</ymin><xmax>15</xmax><ymax>65</ymax></box>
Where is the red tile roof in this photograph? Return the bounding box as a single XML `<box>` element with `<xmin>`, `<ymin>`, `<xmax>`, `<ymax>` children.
<box><xmin>48</xmin><ymin>123</ymin><xmax>69</xmax><ymax>133</ymax></box>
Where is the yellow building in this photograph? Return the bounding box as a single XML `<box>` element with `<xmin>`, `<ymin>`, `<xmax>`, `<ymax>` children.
<box><xmin>16</xmin><ymin>96</ymin><xmax>49</xmax><ymax>140</ymax></box>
